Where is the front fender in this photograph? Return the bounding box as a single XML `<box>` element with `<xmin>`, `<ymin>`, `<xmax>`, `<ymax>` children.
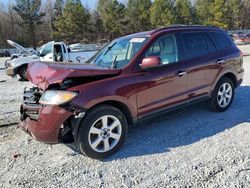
<box><xmin>71</xmin><ymin>94</ymin><xmax>137</xmax><ymax>122</ymax></box>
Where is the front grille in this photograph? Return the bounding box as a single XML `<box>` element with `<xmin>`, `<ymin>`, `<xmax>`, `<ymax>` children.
<box><xmin>23</xmin><ymin>87</ymin><xmax>43</xmax><ymax>105</ymax></box>
<box><xmin>21</xmin><ymin>87</ymin><xmax>43</xmax><ymax>120</ymax></box>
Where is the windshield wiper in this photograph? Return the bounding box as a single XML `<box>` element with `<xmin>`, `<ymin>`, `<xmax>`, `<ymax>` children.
<box><xmin>93</xmin><ymin>42</ymin><xmax>117</xmax><ymax>64</ymax></box>
<box><xmin>104</xmin><ymin>42</ymin><xmax>117</xmax><ymax>56</ymax></box>
<box><xmin>111</xmin><ymin>54</ymin><xmax>118</xmax><ymax>69</ymax></box>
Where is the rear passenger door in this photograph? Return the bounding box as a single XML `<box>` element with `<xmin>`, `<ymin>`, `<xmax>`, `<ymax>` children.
<box><xmin>181</xmin><ymin>31</ymin><xmax>219</xmax><ymax>98</ymax></box>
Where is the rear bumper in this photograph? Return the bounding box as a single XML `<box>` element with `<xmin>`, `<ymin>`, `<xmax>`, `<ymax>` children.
<box><xmin>236</xmin><ymin>68</ymin><xmax>244</xmax><ymax>88</ymax></box>
<box><xmin>19</xmin><ymin>104</ymin><xmax>72</xmax><ymax>143</ymax></box>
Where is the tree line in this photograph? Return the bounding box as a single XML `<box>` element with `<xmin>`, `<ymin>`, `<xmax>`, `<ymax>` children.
<box><xmin>0</xmin><ymin>0</ymin><xmax>250</xmax><ymax>49</ymax></box>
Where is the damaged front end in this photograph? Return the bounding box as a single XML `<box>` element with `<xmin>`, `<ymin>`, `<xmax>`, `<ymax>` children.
<box><xmin>19</xmin><ymin>61</ymin><xmax>120</xmax><ymax>144</ymax></box>
<box><xmin>19</xmin><ymin>87</ymin><xmax>74</xmax><ymax>143</ymax></box>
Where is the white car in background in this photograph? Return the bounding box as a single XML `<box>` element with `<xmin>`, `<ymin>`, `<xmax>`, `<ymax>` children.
<box><xmin>5</xmin><ymin>40</ymin><xmax>98</xmax><ymax>80</ymax></box>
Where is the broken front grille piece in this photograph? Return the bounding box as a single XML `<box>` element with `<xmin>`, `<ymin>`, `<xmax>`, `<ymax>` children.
<box><xmin>21</xmin><ymin>87</ymin><xmax>43</xmax><ymax>121</ymax></box>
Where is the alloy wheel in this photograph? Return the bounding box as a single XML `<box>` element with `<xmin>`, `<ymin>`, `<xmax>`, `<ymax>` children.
<box><xmin>217</xmin><ymin>83</ymin><xmax>233</xmax><ymax>108</ymax></box>
<box><xmin>88</xmin><ymin>115</ymin><xmax>122</xmax><ymax>153</ymax></box>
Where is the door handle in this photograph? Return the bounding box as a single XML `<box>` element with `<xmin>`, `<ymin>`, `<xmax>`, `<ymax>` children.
<box><xmin>216</xmin><ymin>59</ymin><xmax>225</xmax><ymax>64</ymax></box>
<box><xmin>177</xmin><ymin>71</ymin><xmax>186</xmax><ymax>77</ymax></box>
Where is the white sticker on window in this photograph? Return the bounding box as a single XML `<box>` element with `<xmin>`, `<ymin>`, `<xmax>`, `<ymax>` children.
<box><xmin>129</xmin><ymin>38</ymin><xmax>146</xmax><ymax>43</ymax></box>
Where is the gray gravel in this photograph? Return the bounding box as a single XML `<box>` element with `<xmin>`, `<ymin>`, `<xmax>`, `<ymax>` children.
<box><xmin>0</xmin><ymin>45</ymin><xmax>250</xmax><ymax>188</ymax></box>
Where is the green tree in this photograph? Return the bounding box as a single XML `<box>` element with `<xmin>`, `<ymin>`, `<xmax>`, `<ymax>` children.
<box><xmin>208</xmin><ymin>0</ymin><xmax>229</xmax><ymax>28</ymax></box>
<box><xmin>241</xmin><ymin>0</ymin><xmax>250</xmax><ymax>29</ymax></box>
<box><xmin>127</xmin><ymin>0</ymin><xmax>152</xmax><ymax>32</ymax></box>
<box><xmin>13</xmin><ymin>0</ymin><xmax>45</xmax><ymax>48</ymax></box>
<box><xmin>97</xmin><ymin>0</ymin><xmax>127</xmax><ymax>39</ymax></box>
<box><xmin>195</xmin><ymin>0</ymin><xmax>213</xmax><ymax>25</ymax></box>
<box><xmin>150</xmin><ymin>0</ymin><xmax>175</xmax><ymax>27</ymax></box>
<box><xmin>196</xmin><ymin>0</ymin><xmax>241</xmax><ymax>29</ymax></box>
<box><xmin>226</xmin><ymin>0</ymin><xmax>241</xmax><ymax>29</ymax></box>
<box><xmin>54</xmin><ymin>0</ymin><xmax>64</xmax><ymax>17</ymax></box>
<box><xmin>90</xmin><ymin>11</ymin><xmax>106</xmax><ymax>42</ymax></box>
<box><xmin>175</xmin><ymin>0</ymin><xmax>194</xmax><ymax>24</ymax></box>
<box><xmin>54</xmin><ymin>0</ymin><xmax>90</xmax><ymax>43</ymax></box>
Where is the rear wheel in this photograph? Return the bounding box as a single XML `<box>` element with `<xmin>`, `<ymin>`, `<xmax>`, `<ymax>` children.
<box><xmin>18</xmin><ymin>66</ymin><xmax>28</xmax><ymax>81</ymax></box>
<box><xmin>210</xmin><ymin>77</ymin><xmax>234</xmax><ymax>112</ymax></box>
<box><xmin>76</xmin><ymin>105</ymin><xmax>128</xmax><ymax>160</ymax></box>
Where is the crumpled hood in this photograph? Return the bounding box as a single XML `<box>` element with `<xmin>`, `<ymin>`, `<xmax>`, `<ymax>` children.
<box><xmin>27</xmin><ymin>61</ymin><xmax>121</xmax><ymax>90</ymax></box>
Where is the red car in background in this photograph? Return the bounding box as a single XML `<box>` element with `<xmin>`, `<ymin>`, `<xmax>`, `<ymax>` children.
<box><xmin>234</xmin><ymin>33</ymin><xmax>250</xmax><ymax>45</ymax></box>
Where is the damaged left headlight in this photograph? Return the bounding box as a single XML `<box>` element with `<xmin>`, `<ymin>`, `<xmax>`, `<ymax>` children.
<box><xmin>39</xmin><ymin>90</ymin><xmax>78</xmax><ymax>105</ymax></box>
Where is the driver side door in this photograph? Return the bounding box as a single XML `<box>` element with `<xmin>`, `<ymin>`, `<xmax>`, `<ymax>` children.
<box><xmin>136</xmin><ymin>34</ymin><xmax>189</xmax><ymax>118</ymax></box>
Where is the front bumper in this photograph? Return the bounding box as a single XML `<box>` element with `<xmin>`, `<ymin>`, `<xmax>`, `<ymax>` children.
<box><xmin>18</xmin><ymin>87</ymin><xmax>73</xmax><ymax>143</ymax></box>
<box><xmin>19</xmin><ymin>105</ymin><xmax>72</xmax><ymax>143</ymax></box>
<box><xmin>6</xmin><ymin>66</ymin><xmax>17</xmax><ymax>77</ymax></box>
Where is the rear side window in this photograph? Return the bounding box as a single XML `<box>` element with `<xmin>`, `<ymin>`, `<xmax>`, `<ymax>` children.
<box><xmin>209</xmin><ymin>31</ymin><xmax>232</xmax><ymax>50</ymax></box>
<box><xmin>182</xmin><ymin>32</ymin><xmax>216</xmax><ymax>60</ymax></box>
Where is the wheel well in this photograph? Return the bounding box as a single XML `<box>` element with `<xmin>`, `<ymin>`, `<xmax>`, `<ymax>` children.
<box><xmin>16</xmin><ymin>64</ymin><xmax>28</xmax><ymax>73</ymax></box>
<box><xmin>222</xmin><ymin>73</ymin><xmax>237</xmax><ymax>87</ymax></box>
<box><xmin>87</xmin><ymin>101</ymin><xmax>134</xmax><ymax>126</ymax></box>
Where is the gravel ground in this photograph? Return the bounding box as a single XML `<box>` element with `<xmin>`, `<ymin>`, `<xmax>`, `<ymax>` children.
<box><xmin>0</xmin><ymin>46</ymin><xmax>250</xmax><ymax>188</ymax></box>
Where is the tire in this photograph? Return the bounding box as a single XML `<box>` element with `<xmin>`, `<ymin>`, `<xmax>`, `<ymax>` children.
<box><xmin>76</xmin><ymin>105</ymin><xmax>128</xmax><ymax>160</ymax></box>
<box><xmin>5</xmin><ymin>61</ymin><xmax>8</xmax><ymax>68</ymax></box>
<box><xmin>18</xmin><ymin>66</ymin><xmax>28</xmax><ymax>81</ymax></box>
<box><xmin>210</xmin><ymin>77</ymin><xmax>235</xmax><ymax>112</ymax></box>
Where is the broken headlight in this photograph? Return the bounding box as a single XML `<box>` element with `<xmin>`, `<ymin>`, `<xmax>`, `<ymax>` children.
<box><xmin>39</xmin><ymin>90</ymin><xmax>77</xmax><ymax>105</ymax></box>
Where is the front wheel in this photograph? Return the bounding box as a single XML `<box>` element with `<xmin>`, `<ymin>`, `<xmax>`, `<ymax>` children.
<box><xmin>5</xmin><ymin>61</ymin><xmax>8</xmax><ymax>68</ymax></box>
<box><xmin>210</xmin><ymin>77</ymin><xmax>235</xmax><ymax>112</ymax></box>
<box><xmin>18</xmin><ymin>66</ymin><xmax>28</xmax><ymax>81</ymax></box>
<box><xmin>76</xmin><ymin>105</ymin><xmax>128</xmax><ymax>160</ymax></box>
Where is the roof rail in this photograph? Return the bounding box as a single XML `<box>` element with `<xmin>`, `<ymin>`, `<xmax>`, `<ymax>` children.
<box><xmin>151</xmin><ymin>24</ymin><xmax>187</xmax><ymax>34</ymax></box>
<box><xmin>151</xmin><ymin>24</ymin><xmax>220</xmax><ymax>34</ymax></box>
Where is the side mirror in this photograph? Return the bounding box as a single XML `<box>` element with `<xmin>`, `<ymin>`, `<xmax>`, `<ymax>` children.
<box><xmin>140</xmin><ymin>56</ymin><xmax>161</xmax><ymax>69</ymax></box>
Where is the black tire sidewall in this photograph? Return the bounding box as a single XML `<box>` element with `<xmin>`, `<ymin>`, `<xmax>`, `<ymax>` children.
<box><xmin>211</xmin><ymin>77</ymin><xmax>235</xmax><ymax>112</ymax></box>
<box><xmin>19</xmin><ymin>66</ymin><xmax>28</xmax><ymax>80</ymax></box>
<box><xmin>76</xmin><ymin>105</ymin><xmax>128</xmax><ymax>160</ymax></box>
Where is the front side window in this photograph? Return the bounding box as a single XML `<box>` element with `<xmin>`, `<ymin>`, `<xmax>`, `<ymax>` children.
<box><xmin>182</xmin><ymin>32</ymin><xmax>216</xmax><ymax>60</ymax></box>
<box><xmin>91</xmin><ymin>37</ymin><xmax>148</xmax><ymax>69</ymax></box>
<box><xmin>145</xmin><ymin>35</ymin><xmax>178</xmax><ymax>65</ymax></box>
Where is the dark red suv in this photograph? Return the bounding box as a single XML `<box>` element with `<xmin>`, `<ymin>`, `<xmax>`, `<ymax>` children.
<box><xmin>19</xmin><ymin>25</ymin><xmax>244</xmax><ymax>159</ymax></box>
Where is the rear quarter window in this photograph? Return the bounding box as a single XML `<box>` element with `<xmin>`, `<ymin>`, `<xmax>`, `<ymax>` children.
<box><xmin>209</xmin><ymin>31</ymin><xmax>233</xmax><ymax>50</ymax></box>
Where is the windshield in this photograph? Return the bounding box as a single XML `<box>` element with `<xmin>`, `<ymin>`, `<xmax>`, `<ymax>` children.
<box><xmin>90</xmin><ymin>37</ymin><xmax>148</xmax><ymax>69</ymax></box>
